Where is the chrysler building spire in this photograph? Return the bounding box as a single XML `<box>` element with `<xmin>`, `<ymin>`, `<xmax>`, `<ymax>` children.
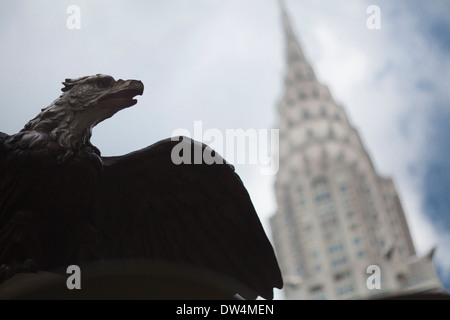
<box><xmin>280</xmin><ymin>3</ymin><xmax>317</xmax><ymax>85</ymax></box>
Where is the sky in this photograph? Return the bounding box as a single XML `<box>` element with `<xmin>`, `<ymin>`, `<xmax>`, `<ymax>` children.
<box><xmin>0</xmin><ymin>0</ymin><xmax>449</xmax><ymax>296</ymax></box>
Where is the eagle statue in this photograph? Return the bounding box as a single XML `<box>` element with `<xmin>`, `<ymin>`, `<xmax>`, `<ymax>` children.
<box><xmin>0</xmin><ymin>74</ymin><xmax>282</xmax><ymax>299</ymax></box>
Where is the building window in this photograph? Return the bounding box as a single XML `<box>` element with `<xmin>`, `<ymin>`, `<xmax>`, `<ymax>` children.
<box><xmin>404</xmin><ymin>276</ymin><xmax>424</xmax><ymax>288</ymax></box>
<box><xmin>332</xmin><ymin>256</ymin><xmax>347</xmax><ymax>268</ymax></box>
<box><xmin>328</xmin><ymin>128</ymin><xmax>335</xmax><ymax>139</ymax></box>
<box><xmin>316</xmin><ymin>192</ymin><xmax>331</xmax><ymax>203</ymax></box>
<box><xmin>312</xmin><ymin>89</ymin><xmax>320</xmax><ymax>99</ymax></box>
<box><xmin>319</xmin><ymin>206</ymin><xmax>334</xmax><ymax>216</ymax></box>
<box><xmin>311</xmin><ymin>293</ymin><xmax>327</xmax><ymax>300</ymax></box>
<box><xmin>315</xmin><ymin>264</ymin><xmax>322</xmax><ymax>272</ymax></box>
<box><xmin>287</xmin><ymin>118</ymin><xmax>295</xmax><ymax>128</ymax></box>
<box><xmin>299</xmin><ymin>199</ymin><xmax>307</xmax><ymax>208</ymax></box>
<box><xmin>306</xmin><ymin>129</ymin><xmax>314</xmax><ymax>140</ymax></box>
<box><xmin>334</xmin><ymin>270</ymin><xmax>350</xmax><ymax>282</ymax></box>
<box><xmin>337</xmin><ymin>284</ymin><xmax>354</xmax><ymax>296</ymax></box>
<box><xmin>322</xmin><ymin>217</ymin><xmax>338</xmax><ymax>228</ymax></box>
<box><xmin>309</xmin><ymin>284</ymin><xmax>323</xmax><ymax>293</ymax></box>
<box><xmin>296</xmin><ymin>266</ymin><xmax>304</xmax><ymax>275</ymax></box>
<box><xmin>319</xmin><ymin>205</ymin><xmax>335</xmax><ymax>217</ymax></box>
<box><xmin>286</xmin><ymin>99</ymin><xmax>294</xmax><ymax>107</ymax></box>
<box><xmin>303</xmin><ymin>109</ymin><xmax>311</xmax><ymax>119</ymax></box>
<box><xmin>343</xmin><ymin>197</ymin><xmax>350</xmax><ymax>205</ymax></box>
<box><xmin>353</xmin><ymin>237</ymin><xmax>360</xmax><ymax>245</ymax></box>
<box><xmin>328</xmin><ymin>243</ymin><xmax>345</xmax><ymax>254</ymax></box>
<box><xmin>299</xmin><ymin>91</ymin><xmax>307</xmax><ymax>100</ymax></box>
<box><xmin>357</xmin><ymin>251</ymin><xmax>365</xmax><ymax>259</ymax></box>
<box><xmin>312</xmin><ymin>176</ymin><xmax>328</xmax><ymax>188</ymax></box>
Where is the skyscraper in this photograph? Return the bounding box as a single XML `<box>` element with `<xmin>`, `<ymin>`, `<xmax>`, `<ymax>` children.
<box><xmin>270</xmin><ymin>2</ymin><xmax>444</xmax><ymax>299</ymax></box>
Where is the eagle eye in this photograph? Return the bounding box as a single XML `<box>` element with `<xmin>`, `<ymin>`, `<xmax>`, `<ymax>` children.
<box><xmin>97</xmin><ymin>77</ymin><xmax>115</xmax><ymax>89</ymax></box>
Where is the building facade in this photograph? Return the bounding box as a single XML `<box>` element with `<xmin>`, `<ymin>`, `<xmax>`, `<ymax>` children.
<box><xmin>270</xmin><ymin>3</ymin><xmax>444</xmax><ymax>299</ymax></box>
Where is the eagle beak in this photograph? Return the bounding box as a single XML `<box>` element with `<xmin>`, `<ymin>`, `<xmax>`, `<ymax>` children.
<box><xmin>117</xmin><ymin>79</ymin><xmax>144</xmax><ymax>97</ymax></box>
<box><xmin>99</xmin><ymin>79</ymin><xmax>144</xmax><ymax>109</ymax></box>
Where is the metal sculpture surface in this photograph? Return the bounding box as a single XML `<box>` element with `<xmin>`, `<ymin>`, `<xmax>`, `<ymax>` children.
<box><xmin>0</xmin><ymin>75</ymin><xmax>282</xmax><ymax>299</ymax></box>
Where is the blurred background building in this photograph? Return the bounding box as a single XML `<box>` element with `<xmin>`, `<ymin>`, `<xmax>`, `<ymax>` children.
<box><xmin>270</xmin><ymin>2</ymin><xmax>444</xmax><ymax>300</ymax></box>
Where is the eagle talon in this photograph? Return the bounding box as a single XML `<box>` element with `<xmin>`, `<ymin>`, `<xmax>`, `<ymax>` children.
<box><xmin>0</xmin><ymin>259</ymin><xmax>40</xmax><ymax>284</ymax></box>
<box><xmin>0</xmin><ymin>263</ymin><xmax>14</xmax><ymax>284</ymax></box>
<box><xmin>21</xmin><ymin>259</ymin><xmax>40</xmax><ymax>273</ymax></box>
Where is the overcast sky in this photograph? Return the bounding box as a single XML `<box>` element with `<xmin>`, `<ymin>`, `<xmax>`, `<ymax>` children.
<box><xmin>1</xmin><ymin>0</ymin><xmax>449</xmax><ymax>295</ymax></box>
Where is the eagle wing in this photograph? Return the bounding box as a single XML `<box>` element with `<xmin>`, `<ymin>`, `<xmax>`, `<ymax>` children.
<box><xmin>96</xmin><ymin>137</ymin><xmax>282</xmax><ymax>299</ymax></box>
